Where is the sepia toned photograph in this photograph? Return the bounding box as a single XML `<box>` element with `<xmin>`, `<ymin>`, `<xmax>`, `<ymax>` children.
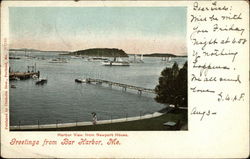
<box><xmin>9</xmin><ymin>6</ymin><xmax>187</xmax><ymax>131</ymax></box>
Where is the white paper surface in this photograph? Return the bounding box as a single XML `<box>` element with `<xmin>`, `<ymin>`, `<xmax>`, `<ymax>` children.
<box><xmin>1</xmin><ymin>1</ymin><xmax>249</xmax><ymax>158</ymax></box>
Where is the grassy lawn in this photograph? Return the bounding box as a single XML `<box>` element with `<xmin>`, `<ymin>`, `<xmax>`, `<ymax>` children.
<box><xmin>26</xmin><ymin>108</ymin><xmax>187</xmax><ymax>131</ymax></box>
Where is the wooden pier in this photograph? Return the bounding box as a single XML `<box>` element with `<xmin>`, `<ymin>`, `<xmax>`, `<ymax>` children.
<box><xmin>9</xmin><ymin>72</ymin><xmax>39</xmax><ymax>80</ymax></box>
<box><xmin>9</xmin><ymin>64</ymin><xmax>39</xmax><ymax>80</ymax></box>
<box><xmin>84</xmin><ymin>78</ymin><xmax>155</xmax><ymax>95</ymax></box>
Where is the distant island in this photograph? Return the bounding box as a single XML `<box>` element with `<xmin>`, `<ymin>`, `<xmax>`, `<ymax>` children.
<box><xmin>10</xmin><ymin>48</ymin><xmax>187</xmax><ymax>57</ymax></box>
<box><xmin>10</xmin><ymin>48</ymin><xmax>40</xmax><ymax>52</ymax></box>
<box><xmin>69</xmin><ymin>48</ymin><xmax>128</xmax><ymax>57</ymax></box>
<box><xmin>9</xmin><ymin>48</ymin><xmax>69</xmax><ymax>54</ymax></box>
<box><xmin>128</xmin><ymin>53</ymin><xmax>187</xmax><ymax>57</ymax></box>
<box><xmin>143</xmin><ymin>53</ymin><xmax>177</xmax><ymax>57</ymax></box>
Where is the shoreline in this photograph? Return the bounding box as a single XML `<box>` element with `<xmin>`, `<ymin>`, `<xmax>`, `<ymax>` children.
<box><xmin>10</xmin><ymin>111</ymin><xmax>164</xmax><ymax>130</ymax></box>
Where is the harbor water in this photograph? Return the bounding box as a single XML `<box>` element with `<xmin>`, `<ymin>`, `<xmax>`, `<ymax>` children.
<box><xmin>9</xmin><ymin>51</ymin><xmax>187</xmax><ymax>126</ymax></box>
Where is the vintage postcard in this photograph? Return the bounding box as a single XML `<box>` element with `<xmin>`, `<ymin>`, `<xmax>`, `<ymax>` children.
<box><xmin>1</xmin><ymin>0</ymin><xmax>249</xmax><ymax>158</ymax></box>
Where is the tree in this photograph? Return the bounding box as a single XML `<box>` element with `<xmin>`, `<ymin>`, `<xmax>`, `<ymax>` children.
<box><xmin>155</xmin><ymin>61</ymin><xmax>187</xmax><ymax>108</ymax></box>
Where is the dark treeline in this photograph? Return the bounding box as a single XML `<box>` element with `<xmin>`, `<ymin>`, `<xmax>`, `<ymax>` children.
<box><xmin>71</xmin><ymin>48</ymin><xmax>128</xmax><ymax>57</ymax></box>
<box><xmin>155</xmin><ymin>61</ymin><xmax>188</xmax><ymax>108</ymax></box>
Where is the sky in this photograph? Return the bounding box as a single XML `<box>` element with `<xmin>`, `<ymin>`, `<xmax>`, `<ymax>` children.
<box><xmin>9</xmin><ymin>7</ymin><xmax>187</xmax><ymax>55</ymax></box>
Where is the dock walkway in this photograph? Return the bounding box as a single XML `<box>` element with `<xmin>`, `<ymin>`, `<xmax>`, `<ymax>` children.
<box><xmin>85</xmin><ymin>78</ymin><xmax>155</xmax><ymax>94</ymax></box>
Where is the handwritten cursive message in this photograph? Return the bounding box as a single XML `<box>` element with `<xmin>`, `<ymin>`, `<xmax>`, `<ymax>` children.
<box><xmin>189</xmin><ymin>1</ymin><xmax>248</xmax><ymax>121</ymax></box>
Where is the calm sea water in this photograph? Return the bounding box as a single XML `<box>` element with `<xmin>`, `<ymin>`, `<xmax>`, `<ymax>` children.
<box><xmin>9</xmin><ymin>51</ymin><xmax>187</xmax><ymax>126</ymax></box>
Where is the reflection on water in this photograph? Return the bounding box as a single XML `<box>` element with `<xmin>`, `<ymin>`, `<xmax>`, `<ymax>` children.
<box><xmin>9</xmin><ymin>51</ymin><xmax>187</xmax><ymax>126</ymax></box>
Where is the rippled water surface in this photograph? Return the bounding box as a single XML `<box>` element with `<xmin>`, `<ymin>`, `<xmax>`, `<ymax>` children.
<box><xmin>9</xmin><ymin>51</ymin><xmax>187</xmax><ymax>126</ymax></box>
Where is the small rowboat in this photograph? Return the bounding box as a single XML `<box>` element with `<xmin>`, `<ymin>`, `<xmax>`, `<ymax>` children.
<box><xmin>75</xmin><ymin>79</ymin><xmax>86</xmax><ymax>83</ymax></box>
<box><xmin>36</xmin><ymin>79</ymin><xmax>47</xmax><ymax>85</ymax></box>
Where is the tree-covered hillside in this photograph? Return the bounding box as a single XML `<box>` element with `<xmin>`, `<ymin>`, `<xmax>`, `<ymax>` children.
<box><xmin>71</xmin><ymin>48</ymin><xmax>128</xmax><ymax>57</ymax></box>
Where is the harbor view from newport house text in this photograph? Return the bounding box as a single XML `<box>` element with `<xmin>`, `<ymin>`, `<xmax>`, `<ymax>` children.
<box><xmin>9</xmin><ymin>7</ymin><xmax>187</xmax><ymax>131</ymax></box>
